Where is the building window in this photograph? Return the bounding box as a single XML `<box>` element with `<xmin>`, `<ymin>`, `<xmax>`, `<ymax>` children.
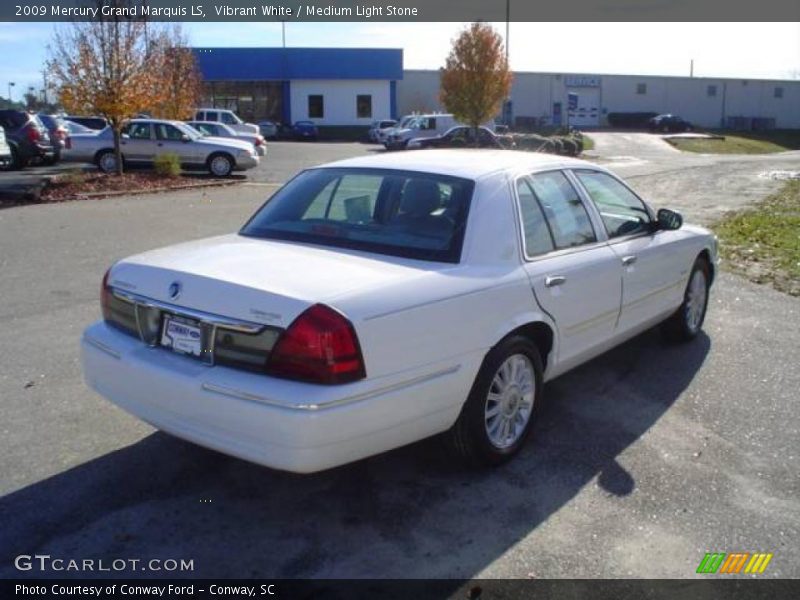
<box><xmin>356</xmin><ymin>95</ymin><xmax>372</xmax><ymax>119</ymax></box>
<box><xmin>707</xmin><ymin>85</ymin><xmax>717</xmax><ymax>97</ymax></box>
<box><xmin>308</xmin><ymin>95</ymin><xmax>324</xmax><ymax>119</ymax></box>
<box><xmin>774</xmin><ymin>87</ymin><xmax>784</xmax><ymax>98</ymax></box>
<box><xmin>636</xmin><ymin>83</ymin><xmax>647</xmax><ymax>95</ymax></box>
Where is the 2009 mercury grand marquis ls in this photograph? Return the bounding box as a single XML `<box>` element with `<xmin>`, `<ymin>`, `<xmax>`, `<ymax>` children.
<box><xmin>81</xmin><ymin>150</ymin><xmax>717</xmax><ymax>472</ymax></box>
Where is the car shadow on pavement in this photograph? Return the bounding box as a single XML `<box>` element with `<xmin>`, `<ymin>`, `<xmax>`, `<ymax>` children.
<box><xmin>0</xmin><ymin>328</ymin><xmax>710</xmax><ymax>580</ymax></box>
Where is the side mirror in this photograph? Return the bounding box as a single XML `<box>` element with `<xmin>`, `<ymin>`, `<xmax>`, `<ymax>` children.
<box><xmin>657</xmin><ymin>208</ymin><xmax>683</xmax><ymax>231</ymax></box>
<box><xmin>181</xmin><ymin>134</ymin><xmax>191</xmax><ymax>142</ymax></box>
<box><xmin>121</xmin><ymin>133</ymin><xmax>130</xmax><ymax>140</ymax></box>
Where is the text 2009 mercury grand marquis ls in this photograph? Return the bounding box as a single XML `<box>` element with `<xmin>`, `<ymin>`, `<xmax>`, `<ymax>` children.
<box><xmin>81</xmin><ymin>150</ymin><xmax>717</xmax><ymax>473</ymax></box>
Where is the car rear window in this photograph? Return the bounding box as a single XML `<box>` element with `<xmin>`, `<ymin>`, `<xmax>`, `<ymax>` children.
<box><xmin>240</xmin><ymin>168</ymin><xmax>475</xmax><ymax>263</ymax></box>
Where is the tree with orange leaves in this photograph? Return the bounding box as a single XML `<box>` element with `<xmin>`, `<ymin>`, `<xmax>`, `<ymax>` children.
<box><xmin>440</xmin><ymin>22</ymin><xmax>513</xmax><ymax>145</ymax></box>
<box><xmin>151</xmin><ymin>25</ymin><xmax>202</xmax><ymax>121</ymax></box>
<box><xmin>47</xmin><ymin>6</ymin><xmax>167</xmax><ymax>175</ymax></box>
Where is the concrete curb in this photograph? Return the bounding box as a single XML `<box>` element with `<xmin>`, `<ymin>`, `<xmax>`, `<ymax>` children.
<box><xmin>45</xmin><ymin>178</ymin><xmax>241</xmax><ymax>201</ymax></box>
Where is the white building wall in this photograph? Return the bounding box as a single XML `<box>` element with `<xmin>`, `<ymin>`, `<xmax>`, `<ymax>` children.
<box><xmin>398</xmin><ymin>69</ymin><xmax>800</xmax><ymax>129</ymax></box>
<box><xmin>290</xmin><ymin>79</ymin><xmax>391</xmax><ymax>126</ymax></box>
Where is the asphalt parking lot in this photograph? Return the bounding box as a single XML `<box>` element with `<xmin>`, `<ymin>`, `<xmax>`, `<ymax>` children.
<box><xmin>0</xmin><ymin>137</ymin><xmax>798</xmax><ymax>579</ymax></box>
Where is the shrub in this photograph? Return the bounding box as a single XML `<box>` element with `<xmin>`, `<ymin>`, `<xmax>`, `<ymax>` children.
<box><xmin>154</xmin><ymin>153</ymin><xmax>181</xmax><ymax>178</ymax></box>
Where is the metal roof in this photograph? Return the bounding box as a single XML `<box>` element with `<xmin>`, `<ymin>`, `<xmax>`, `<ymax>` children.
<box><xmin>194</xmin><ymin>47</ymin><xmax>403</xmax><ymax>81</ymax></box>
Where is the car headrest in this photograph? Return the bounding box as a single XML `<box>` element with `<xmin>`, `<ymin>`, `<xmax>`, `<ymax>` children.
<box><xmin>400</xmin><ymin>179</ymin><xmax>441</xmax><ymax>217</ymax></box>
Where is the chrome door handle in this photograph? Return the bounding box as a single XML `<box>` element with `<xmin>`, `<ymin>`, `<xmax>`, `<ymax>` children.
<box><xmin>621</xmin><ymin>255</ymin><xmax>637</xmax><ymax>266</ymax></box>
<box><xmin>545</xmin><ymin>275</ymin><xmax>567</xmax><ymax>288</ymax></box>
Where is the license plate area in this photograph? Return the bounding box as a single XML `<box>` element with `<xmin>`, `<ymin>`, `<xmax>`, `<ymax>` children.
<box><xmin>160</xmin><ymin>314</ymin><xmax>209</xmax><ymax>362</ymax></box>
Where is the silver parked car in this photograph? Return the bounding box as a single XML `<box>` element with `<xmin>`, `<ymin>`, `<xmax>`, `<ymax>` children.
<box><xmin>0</xmin><ymin>126</ymin><xmax>11</xmax><ymax>167</ymax></box>
<box><xmin>186</xmin><ymin>121</ymin><xmax>267</xmax><ymax>157</ymax></box>
<box><xmin>63</xmin><ymin>119</ymin><xmax>259</xmax><ymax>177</ymax></box>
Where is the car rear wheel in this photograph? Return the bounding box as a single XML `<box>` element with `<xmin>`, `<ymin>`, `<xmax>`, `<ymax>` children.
<box><xmin>447</xmin><ymin>335</ymin><xmax>543</xmax><ymax>466</ymax></box>
<box><xmin>662</xmin><ymin>258</ymin><xmax>710</xmax><ymax>342</ymax></box>
<box><xmin>9</xmin><ymin>146</ymin><xmax>25</xmax><ymax>170</ymax></box>
<box><xmin>96</xmin><ymin>150</ymin><xmax>119</xmax><ymax>173</ymax></box>
<box><xmin>207</xmin><ymin>153</ymin><xmax>234</xmax><ymax>177</ymax></box>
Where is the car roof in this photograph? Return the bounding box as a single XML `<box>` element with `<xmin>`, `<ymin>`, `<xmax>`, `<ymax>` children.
<box><xmin>319</xmin><ymin>149</ymin><xmax>592</xmax><ymax>180</ymax></box>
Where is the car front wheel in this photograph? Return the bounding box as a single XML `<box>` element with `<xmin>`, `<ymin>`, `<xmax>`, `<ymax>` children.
<box><xmin>96</xmin><ymin>150</ymin><xmax>119</xmax><ymax>173</ymax></box>
<box><xmin>447</xmin><ymin>335</ymin><xmax>543</xmax><ymax>466</ymax></box>
<box><xmin>662</xmin><ymin>258</ymin><xmax>710</xmax><ymax>342</ymax></box>
<box><xmin>208</xmin><ymin>153</ymin><xmax>234</xmax><ymax>177</ymax></box>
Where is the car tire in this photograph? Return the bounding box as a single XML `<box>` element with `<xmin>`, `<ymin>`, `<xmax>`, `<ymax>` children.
<box><xmin>447</xmin><ymin>335</ymin><xmax>544</xmax><ymax>467</ymax></box>
<box><xmin>9</xmin><ymin>146</ymin><xmax>26</xmax><ymax>170</ymax></box>
<box><xmin>661</xmin><ymin>257</ymin><xmax>711</xmax><ymax>343</ymax></box>
<box><xmin>96</xmin><ymin>150</ymin><xmax>119</xmax><ymax>173</ymax></box>
<box><xmin>207</xmin><ymin>153</ymin><xmax>234</xmax><ymax>177</ymax></box>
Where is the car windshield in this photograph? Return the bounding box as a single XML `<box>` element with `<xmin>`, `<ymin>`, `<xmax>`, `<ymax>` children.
<box><xmin>240</xmin><ymin>168</ymin><xmax>475</xmax><ymax>263</ymax></box>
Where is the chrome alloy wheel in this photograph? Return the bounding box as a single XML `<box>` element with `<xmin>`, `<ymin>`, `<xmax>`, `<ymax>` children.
<box><xmin>485</xmin><ymin>353</ymin><xmax>535</xmax><ymax>449</ymax></box>
<box><xmin>685</xmin><ymin>269</ymin><xmax>707</xmax><ymax>333</ymax></box>
<box><xmin>99</xmin><ymin>152</ymin><xmax>118</xmax><ymax>173</ymax></box>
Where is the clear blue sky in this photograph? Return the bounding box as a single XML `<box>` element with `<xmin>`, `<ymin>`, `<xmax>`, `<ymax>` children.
<box><xmin>1</xmin><ymin>22</ymin><xmax>798</xmax><ymax>100</ymax></box>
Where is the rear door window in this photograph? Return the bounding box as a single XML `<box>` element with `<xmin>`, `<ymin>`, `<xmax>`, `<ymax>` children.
<box><xmin>529</xmin><ymin>171</ymin><xmax>596</xmax><ymax>249</ymax></box>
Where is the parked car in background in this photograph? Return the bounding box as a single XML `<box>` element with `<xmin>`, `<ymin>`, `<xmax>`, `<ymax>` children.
<box><xmin>63</xmin><ymin>120</ymin><xmax>95</xmax><ymax>135</ymax></box>
<box><xmin>64</xmin><ymin>115</ymin><xmax>108</xmax><ymax>130</ymax></box>
<box><xmin>82</xmin><ymin>150</ymin><xmax>717</xmax><ymax>473</ymax></box>
<box><xmin>649</xmin><ymin>114</ymin><xmax>692</xmax><ymax>133</ymax></box>
<box><xmin>0</xmin><ymin>126</ymin><xmax>11</xmax><ymax>168</ymax></box>
<box><xmin>368</xmin><ymin>119</ymin><xmax>397</xmax><ymax>143</ymax></box>
<box><xmin>186</xmin><ymin>121</ymin><xmax>267</xmax><ymax>157</ymax></box>
<box><xmin>257</xmin><ymin>120</ymin><xmax>279</xmax><ymax>139</ymax></box>
<box><xmin>385</xmin><ymin>114</ymin><xmax>494</xmax><ymax>150</ymax></box>
<box><xmin>64</xmin><ymin>119</ymin><xmax>259</xmax><ymax>176</ymax></box>
<box><xmin>0</xmin><ymin>110</ymin><xmax>56</xmax><ymax>169</ymax></box>
<box><xmin>37</xmin><ymin>114</ymin><xmax>69</xmax><ymax>163</ymax></box>
<box><xmin>292</xmin><ymin>121</ymin><xmax>319</xmax><ymax>140</ymax></box>
<box><xmin>408</xmin><ymin>126</ymin><xmax>514</xmax><ymax>150</ymax></box>
<box><xmin>193</xmin><ymin>108</ymin><xmax>259</xmax><ymax>135</ymax></box>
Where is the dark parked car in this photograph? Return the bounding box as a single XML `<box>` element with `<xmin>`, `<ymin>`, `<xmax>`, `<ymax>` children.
<box><xmin>64</xmin><ymin>115</ymin><xmax>108</xmax><ymax>131</ymax></box>
<box><xmin>0</xmin><ymin>110</ymin><xmax>56</xmax><ymax>169</ymax></box>
<box><xmin>37</xmin><ymin>114</ymin><xmax>69</xmax><ymax>163</ymax></box>
<box><xmin>292</xmin><ymin>121</ymin><xmax>319</xmax><ymax>140</ymax></box>
<box><xmin>648</xmin><ymin>114</ymin><xmax>692</xmax><ymax>133</ymax></box>
<box><xmin>410</xmin><ymin>126</ymin><xmax>513</xmax><ymax>150</ymax></box>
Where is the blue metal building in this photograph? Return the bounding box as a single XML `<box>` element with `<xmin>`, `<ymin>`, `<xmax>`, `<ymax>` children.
<box><xmin>193</xmin><ymin>48</ymin><xmax>403</xmax><ymax>127</ymax></box>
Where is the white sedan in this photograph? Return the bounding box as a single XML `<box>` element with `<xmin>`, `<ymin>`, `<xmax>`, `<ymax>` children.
<box><xmin>81</xmin><ymin>150</ymin><xmax>717</xmax><ymax>473</ymax></box>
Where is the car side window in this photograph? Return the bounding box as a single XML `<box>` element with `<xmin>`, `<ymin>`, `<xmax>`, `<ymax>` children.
<box><xmin>529</xmin><ymin>171</ymin><xmax>597</xmax><ymax>249</ymax></box>
<box><xmin>516</xmin><ymin>178</ymin><xmax>555</xmax><ymax>257</ymax></box>
<box><xmin>574</xmin><ymin>170</ymin><xmax>652</xmax><ymax>238</ymax></box>
<box><xmin>127</xmin><ymin>123</ymin><xmax>151</xmax><ymax>140</ymax></box>
<box><xmin>221</xmin><ymin>112</ymin><xmax>237</xmax><ymax>125</ymax></box>
<box><xmin>155</xmin><ymin>124</ymin><xmax>185</xmax><ymax>141</ymax></box>
<box><xmin>207</xmin><ymin>111</ymin><xmax>219</xmax><ymax>122</ymax></box>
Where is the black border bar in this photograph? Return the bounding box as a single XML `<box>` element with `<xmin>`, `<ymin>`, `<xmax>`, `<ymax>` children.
<box><xmin>4</xmin><ymin>579</ymin><xmax>800</xmax><ymax>600</ymax></box>
<box><xmin>3</xmin><ymin>0</ymin><xmax>800</xmax><ymax>22</ymax></box>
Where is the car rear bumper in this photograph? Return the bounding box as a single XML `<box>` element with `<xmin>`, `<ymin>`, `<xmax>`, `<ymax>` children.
<box><xmin>81</xmin><ymin>321</ymin><xmax>466</xmax><ymax>473</ymax></box>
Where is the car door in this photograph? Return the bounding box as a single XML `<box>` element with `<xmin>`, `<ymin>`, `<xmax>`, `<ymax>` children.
<box><xmin>517</xmin><ymin>170</ymin><xmax>622</xmax><ymax>370</ymax></box>
<box><xmin>121</xmin><ymin>123</ymin><xmax>155</xmax><ymax>163</ymax></box>
<box><xmin>572</xmin><ymin>168</ymin><xmax>686</xmax><ymax>334</ymax></box>
<box><xmin>154</xmin><ymin>122</ymin><xmax>195</xmax><ymax>164</ymax></box>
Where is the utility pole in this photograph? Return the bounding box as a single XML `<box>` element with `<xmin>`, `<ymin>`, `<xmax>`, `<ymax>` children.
<box><xmin>281</xmin><ymin>21</ymin><xmax>286</xmax><ymax>48</ymax></box>
<box><xmin>8</xmin><ymin>82</ymin><xmax>15</xmax><ymax>103</ymax></box>
<box><xmin>690</xmin><ymin>59</ymin><xmax>694</xmax><ymax>78</ymax></box>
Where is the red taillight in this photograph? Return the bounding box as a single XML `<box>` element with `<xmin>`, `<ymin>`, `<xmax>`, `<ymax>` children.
<box><xmin>101</xmin><ymin>268</ymin><xmax>112</xmax><ymax>320</ymax></box>
<box><xmin>255</xmin><ymin>136</ymin><xmax>264</xmax><ymax>146</ymax></box>
<box><xmin>26</xmin><ymin>127</ymin><xmax>40</xmax><ymax>143</ymax></box>
<box><xmin>266</xmin><ymin>304</ymin><xmax>366</xmax><ymax>384</ymax></box>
